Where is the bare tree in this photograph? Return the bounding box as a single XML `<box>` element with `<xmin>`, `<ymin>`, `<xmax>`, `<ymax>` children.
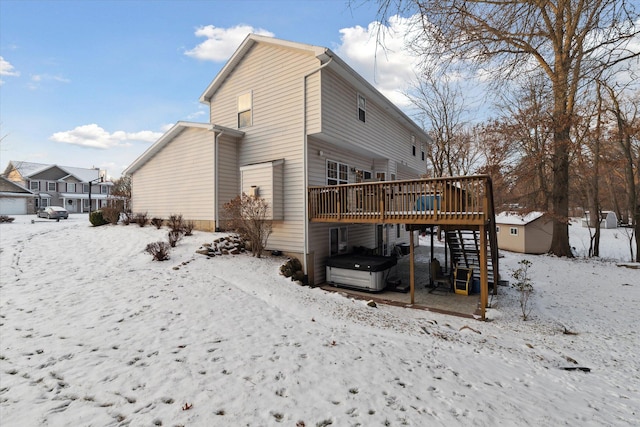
<box><xmin>603</xmin><ymin>82</ymin><xmax>640</xmax><ymax>261</ymax></box>
<box><xmin>408</xmin><ymin>73</ymin><xmax>480</xmax><ymax>176</ymax></box>
<box><xmin>373</xmin><ymin>0</ymin><xmax>640</xmax><ymax>256</ymax></box>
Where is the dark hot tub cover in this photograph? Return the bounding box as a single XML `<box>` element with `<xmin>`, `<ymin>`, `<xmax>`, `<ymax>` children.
<box><xmin>326</xmin><ymin>254</ymin><xmax>397</xmax><ymax>272</ymax></box>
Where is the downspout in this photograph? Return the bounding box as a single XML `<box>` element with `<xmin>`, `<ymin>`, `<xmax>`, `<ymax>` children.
<box><xmin>303</xmin><ymin>54</ymin><xmax>333</xmax><ymax>281</ymax></box>
<box><xmin>212</xmin><ymin>126</ymin><xmax>224</xmax><ymax>232</ymax></box>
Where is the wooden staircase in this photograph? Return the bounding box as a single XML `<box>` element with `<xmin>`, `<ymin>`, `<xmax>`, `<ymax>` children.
<box><xmin>445</xmin><ymin>228</ymin><xmax>498</xmax><ymax>292</ymax></box>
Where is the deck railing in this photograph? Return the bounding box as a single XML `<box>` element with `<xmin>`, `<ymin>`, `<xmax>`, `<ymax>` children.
<box><xmin>309</xmin><ymin>175</ymin><xmax>493</xmax><ymax>225</ymax></box>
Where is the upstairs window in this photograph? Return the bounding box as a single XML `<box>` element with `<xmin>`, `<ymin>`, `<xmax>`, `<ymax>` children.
<box><xmin>83</xmin><ymin>184</ymin><xmax>90</xmax><ymax>193</ymax></box>
<box><xmin>101</xmin><ymin>185</ymin><xmax>108</xmax><ymax>194</ymax></box>
<box><xmin>47</xmin><ymin>182</ymin><xmax>57</xmax><ymax>191</ymax></box>
<box><xmin>29</xmin><ymin>181</ymin><xmax>39</xmax><ymax>191</ymax></box>
<box><xmin>238</xmin><ymin>91</ymin><xmax>252</xmax><ymax>128</ymax></box>
<box><xmin>327</xmin><ymin>160</ymin><xmax>348</xmax><ymax>185</ymax></box>
<box><xmin>67</xmin><ymin>183</ymin><xmax>76</xmax><ymax>192</ymax></box>
<box><xmin>357</xmin><ymin>94</ymin><xmax>366</xmax><ymax>122</ymax></box>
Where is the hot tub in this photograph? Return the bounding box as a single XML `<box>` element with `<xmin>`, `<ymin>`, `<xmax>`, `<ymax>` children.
<box><xmin>326</xmin><ymin>254</ymin><xmax>397</xmax><ymax>292</ymax></box>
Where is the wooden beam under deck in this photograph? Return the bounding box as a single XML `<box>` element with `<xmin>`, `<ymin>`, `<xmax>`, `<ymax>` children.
<box><xmin>309</xmin><ymin>175</ymin><xmax>499</xmax><ymax>320</ymax></box>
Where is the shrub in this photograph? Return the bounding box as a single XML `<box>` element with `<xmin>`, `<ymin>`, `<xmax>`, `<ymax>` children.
<box><xmin>89</xmin><ymin>210</ymin><xmax>108</xmax><ymax>226</ymax></box>
<box><xmin>183</xmin><ymin>220</ymin><xmax>195</xmax><ymax>236</ymax></box>
<box><xmin>145</xmin><ymin>241</ymin><xmax>170</xmax><ymax>261</ymax></box>
<box><xmin>135</xmin><ymin>212</ymin><xmax>149</xmax><ymax>227</ymax></box>
<box><xmin>151</xmin><ymin>217</ymin><xmax>164</xmax><ymax>229</ymax></box>
<box><xmin>168</xmin><ymin>229</ymin><xmax>183</xmax><ymax>247</ymax></box>
<box><xmin>121</xmin><ymin>211</ymin><xmax>133</xmax><ymax>225</ymax></box>
<box><xmin>0</xmin><ymin>215</ymin><xmax>15</xmax><ymax>223</ymax></box>
<box><xmin>511</xmin><ymin>259</ymin><xmax>534</xmax><ymax>320</ymax></box>
<box><xmin>101</xmin><ymin>205</ymin><xmax>120</xmax><ymax>224</ymax></box>
<box><xmin>167</xmin><ymin>214</ymin><xmax>183</xmax><ymax>232</ymax></box>
<box><xmin>223</xmin><ymin>194</ymin><xmax>273</xmax><ymax>258</ymax></box>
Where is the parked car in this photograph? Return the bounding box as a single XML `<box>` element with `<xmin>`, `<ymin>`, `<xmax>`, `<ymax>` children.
<box><xmin>37</xmin><ymin>206</ymin><xmax>69</xmax><ymax>219</ymax></box>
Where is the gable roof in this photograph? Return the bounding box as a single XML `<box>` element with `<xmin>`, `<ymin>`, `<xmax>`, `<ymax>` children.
<box><xmin>496</xmin><ymin>211</ymin><xmax>546</xmax><ymax>226</ymax></box>
<box><xmin>0</xmin><ymin>176</ymin><xmax>34</xmax><ymax>195</ymax></box>
<box><xmin>123</xmin><ymin>121</ymin><xmax>244</xmax><ymax>176</ymax></box>
<box><xmin>199</xmin><ymin>34</ymin><xmax>429</xmax><ymax>142</ymax></box>
<box><xmin>5</xmin><ymin>161</ymin><xmax>103</xmax><ymax>183</ymax></box>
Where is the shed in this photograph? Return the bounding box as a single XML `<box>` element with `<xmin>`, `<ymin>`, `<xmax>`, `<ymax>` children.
<box><xmin>495</xmin><ymin>211</ymin><xmax>552</xmax><ymax>254</ymax></box>
<box><xmin>582</xmin><ymin>211</ymin><xmax>617</xmax><ymax>229</ymax></box>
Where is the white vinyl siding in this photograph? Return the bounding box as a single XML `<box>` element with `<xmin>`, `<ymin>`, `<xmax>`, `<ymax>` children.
<box><xmin>217</xmin><ymin>135</ymin><xmax>240</xmax><ymax>212</ymax></box>
<box><xmin>320</xmin><ymin>68</ymin><xmax>425</xmax><ymax>175</ymax></box>
<box><xmin>240</xmin><ymin>160</ymin><xmax>284</xmax><ymax>220</ymax></box>
<box><xmin>131</xmin><ymin>127</ymin><xmax>215</xmax><ymax>222</ymax></box>
<box><xmin>208</xmin><ymin>42</ymin><xmax>319</xmax><ymax>253</ymax></box>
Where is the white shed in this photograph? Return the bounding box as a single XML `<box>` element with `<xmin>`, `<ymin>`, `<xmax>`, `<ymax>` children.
<box><xmin>582</xmin><ymin>211</ymin><xmax>617</xmax><ymax>229</ymax></box>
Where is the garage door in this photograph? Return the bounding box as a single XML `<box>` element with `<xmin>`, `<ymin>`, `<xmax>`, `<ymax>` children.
<box><xmin>0</xmin><ymin>197</ymin><xmax>27</xmax><ymax>215</ymax></box>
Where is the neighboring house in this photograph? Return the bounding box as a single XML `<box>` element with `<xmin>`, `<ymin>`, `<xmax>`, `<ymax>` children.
<box><xmin>495</xmin><ymin>211</ymin><xmax>552</xmax><ymax>254</ymax></box>
<box><xmin>0</xmin><ymin>176</ymin><xmax>36</xmax><ymax>215</ymax></box>
<box><xmin>582</xmin><ymin>210</ymin><xmax>618</xmax><ymax>229</ymax></box>
<box><xmin>124</xmin><ymin>34</ymin><xmax>431</xmax><ymax>285</ymax></box>
<box><xmin>2</xmin><ymin>161</ymin><xmax>111</xmax><ymax>213</ymax></box>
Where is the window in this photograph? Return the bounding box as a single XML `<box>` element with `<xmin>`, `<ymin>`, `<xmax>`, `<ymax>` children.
<box><xmin>510</xmin><ymin>227</ymin><xmax>519</xmax><ymax>236</ymax></box>
<box><xmin>330</xmin><ymin>227</ymin><xmax>348</xmax><ymax>256</ymax></box>
<box><xmin>41</xmin><ymin>198</ymin><xmax>50</xmax><ymax>208</ymax></box>
<box><xmin>421</xmin><ymin>143</ymin><xmax>425</xmax><ymax>161</ymax></box>
<box><xmin>101</xmin><ymin>185</ymin><xmax>108</xmax><ymax>194</ymax></box>
<box><xmin>396</xmin><ymin>224</ymin><xmax>401</xmax><ymax>238</ymax></box>
<box><xmin>47</xmin><ymin>182</ymin><xmax>57</xmax><ymax>191</ymax></box>
<box><xmin>376</xmin><ymin>172</ymin><xmax>386</xmax><ymax>181</ymax></box>
<box><xmin>29</xmin><ymin>181</ymin><xmax>39</xmax><ymax>191</ymax></box>
<box><xmin>67</xmin><ymin>183</ymin><xmax>76</xmax><ymax>192</ymax></box>
<box><xmin>327</xmin><ymin>160</ymin><xmax>348</xmax><ymax>185</ymax></box>
<box><xmin>237</xmin><ymin>91</ymin><xmax>252</xmax><ymax>128</ymax></box>
<box><xmin>496</xmin><ymin>226</ymin><xmax>500</xmax><ymax>233</ymax></box>
<box><xmin>354</xmin><ymin>169</ymin><xmax>372</xmax><ymax>183</ymax></box>
<box><xmin>83</xmin><ymin>184</ymin><xmax>90</xmax><ymax>193</ymax></box>
<box><xmin>412</xmin><ymin>145</ymin><xmax>416</xmax><ymax>156</ymax></box>
<box><xmin>357</xmin><ymin>94</ymin><xmax>366</xmax><ymax>122</ymax></box>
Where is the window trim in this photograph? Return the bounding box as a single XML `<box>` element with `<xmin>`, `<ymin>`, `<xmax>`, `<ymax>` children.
<box><xmin>29</xmin><ymin>181</ymin><xmax>39</xmax><ymax>191</ymax></box>
<box><xmin>83</xmin><ymin>184</ymin><xmax>90</xmax><ymax>193</ymax></box>
<box><xmin>100</xmin><ymin>185</ymin><xmax>108</xmax><ymax>194</ymax></box>
<box><xmin>67</xmin><ymin>183</ymin><xmax>76</xmax><ymax>193</ymax></box>
<box><xmin>237</xmin><ymin>91</ymin><xmax>253</xmax><ymax>128</ymax></box>
<box><xmin>47</xmin><ymin>181</ymin><xmax>57</xmax><ymax>191</ymax></box>
<box><xmin>326</xmin><ymin>160</ymin><xmax>349</xmax><ymax>185</ymax></box>
<box><xmin>510</xmin><ymin>227</ymin><xmax>519</xmax><ymax>236</ymax></box>
<box><xmin>357</xmin><ymin>93</ymin><xmax>366</xmax><ymax>123</ymax></box>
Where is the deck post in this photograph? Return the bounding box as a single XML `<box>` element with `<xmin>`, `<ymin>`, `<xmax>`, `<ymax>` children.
<box><xmin>479</xmin><ymin>224</ymin><xmax>488</xmax><ymax>320</ymax></box>
<box><xmin>410</xmin><ymin>230</ymin><xmax>415</xmax><ymax>304</ymax></box>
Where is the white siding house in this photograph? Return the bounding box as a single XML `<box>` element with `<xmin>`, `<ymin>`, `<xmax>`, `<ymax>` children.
<box><xmin>124</xmin><ymin>34</ymin><xmax>430</xmax><ymax>285</ymax></box>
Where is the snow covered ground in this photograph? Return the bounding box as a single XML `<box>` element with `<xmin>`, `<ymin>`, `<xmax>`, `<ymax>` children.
<box><xmin>0</xmin><ymin>215</ymin><xmax>638</xmax><ymax>426</ymax></box>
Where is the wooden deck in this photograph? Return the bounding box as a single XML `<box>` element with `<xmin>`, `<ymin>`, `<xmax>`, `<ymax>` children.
<box><xmin>308</xmin><ymin>175</ymin><xmax>499</xmax><ymax>320</ymax></box>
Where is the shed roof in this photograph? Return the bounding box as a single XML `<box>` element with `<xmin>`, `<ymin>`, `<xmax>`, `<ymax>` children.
<box><xmin>495</xmin><ymin>211</ymin><xmax>546</xmax><ymax>226</ymax></box>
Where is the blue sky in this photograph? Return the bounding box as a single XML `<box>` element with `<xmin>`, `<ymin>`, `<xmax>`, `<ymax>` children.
<box><xmin>1</xmin><ymin>0</ymin><xmax>423</xmax><ymax>178</ymax></box>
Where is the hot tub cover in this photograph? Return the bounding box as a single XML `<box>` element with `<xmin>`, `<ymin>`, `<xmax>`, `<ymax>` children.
<box><xmin>326</xmin><ymin>254</ymin><xmax>397</xmax><ymax>272</ymax></box>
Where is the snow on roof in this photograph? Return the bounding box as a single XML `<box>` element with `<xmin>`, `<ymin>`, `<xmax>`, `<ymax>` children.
<box><xmin>8</xmin><ymin>161</ymin><xmax>103</xmax><ymax>183</ymax></box>
<box><xmin>495</xmin><ymin>211</ymin><xmax>546</xmax><ymax>225</ymax></box>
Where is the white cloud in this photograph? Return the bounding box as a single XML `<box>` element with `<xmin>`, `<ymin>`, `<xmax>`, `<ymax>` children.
<box><xmin>185</xmin><ymin>24</ymin><xmax>275</xmax><ymax>61</ymax></box>
<box><xmin>50</xmin><ymin>124</ymin><xmax>163</xmax><ymax>149</ymax></box>
<box><xmin>335</xmin><ymin>16</ymin><xmax>422</xmax><ymax>107</ymax></box>
<box><xmin>0</xmin><ymin>56</ymin><xmax>20</xmax><ymax>76</ymax></box>
<box><xmin>27</xmin><ymin>73</ymin><xmax>71</xmax><ymax>90</ymax></box>
<box><xmin>0</xmin><ymin>56</ymin><xmax>20</xmax><ymax>85</ymax></box>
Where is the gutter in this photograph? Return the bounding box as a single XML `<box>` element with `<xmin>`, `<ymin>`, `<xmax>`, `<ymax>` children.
<box><xmin>302</xmin><ymin>53</ymin><xmax>333</xmax><ymax>281</ymax></box>
<box><xmin>211</xmin><ymin>124</ymin><xmax>224</xmax><ymax>232</ymax></box>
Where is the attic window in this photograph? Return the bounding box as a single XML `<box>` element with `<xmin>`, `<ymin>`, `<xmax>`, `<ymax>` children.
<box><xmin>238</xmin><ymin>91</ymin><xmax>252</xmax><ymax>128</ymax></box>
<box><xmin>357</xmin><ymin>94</ymin><xmax>366</xmax><ymax>122</ymax></box>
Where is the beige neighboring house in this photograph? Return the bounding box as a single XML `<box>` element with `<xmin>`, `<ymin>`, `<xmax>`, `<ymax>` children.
<box><xmin>3</xmin><ymin>161</ymin><xmax>111</xmax><ymax>213</ymax></box>
<box><xmin>495</xmin><ymin>211</ymin><xmax>552</xmax><ymax>254</ymax></box>
<box><xmin>0</xmin><ymin>176</ymin><xmax>36</xmax><ymax>215</ymax></box>
<box><xmin>124</xmin><ymin>34</ymin><xmax>431</xmax><ymax>285</ymax></box>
